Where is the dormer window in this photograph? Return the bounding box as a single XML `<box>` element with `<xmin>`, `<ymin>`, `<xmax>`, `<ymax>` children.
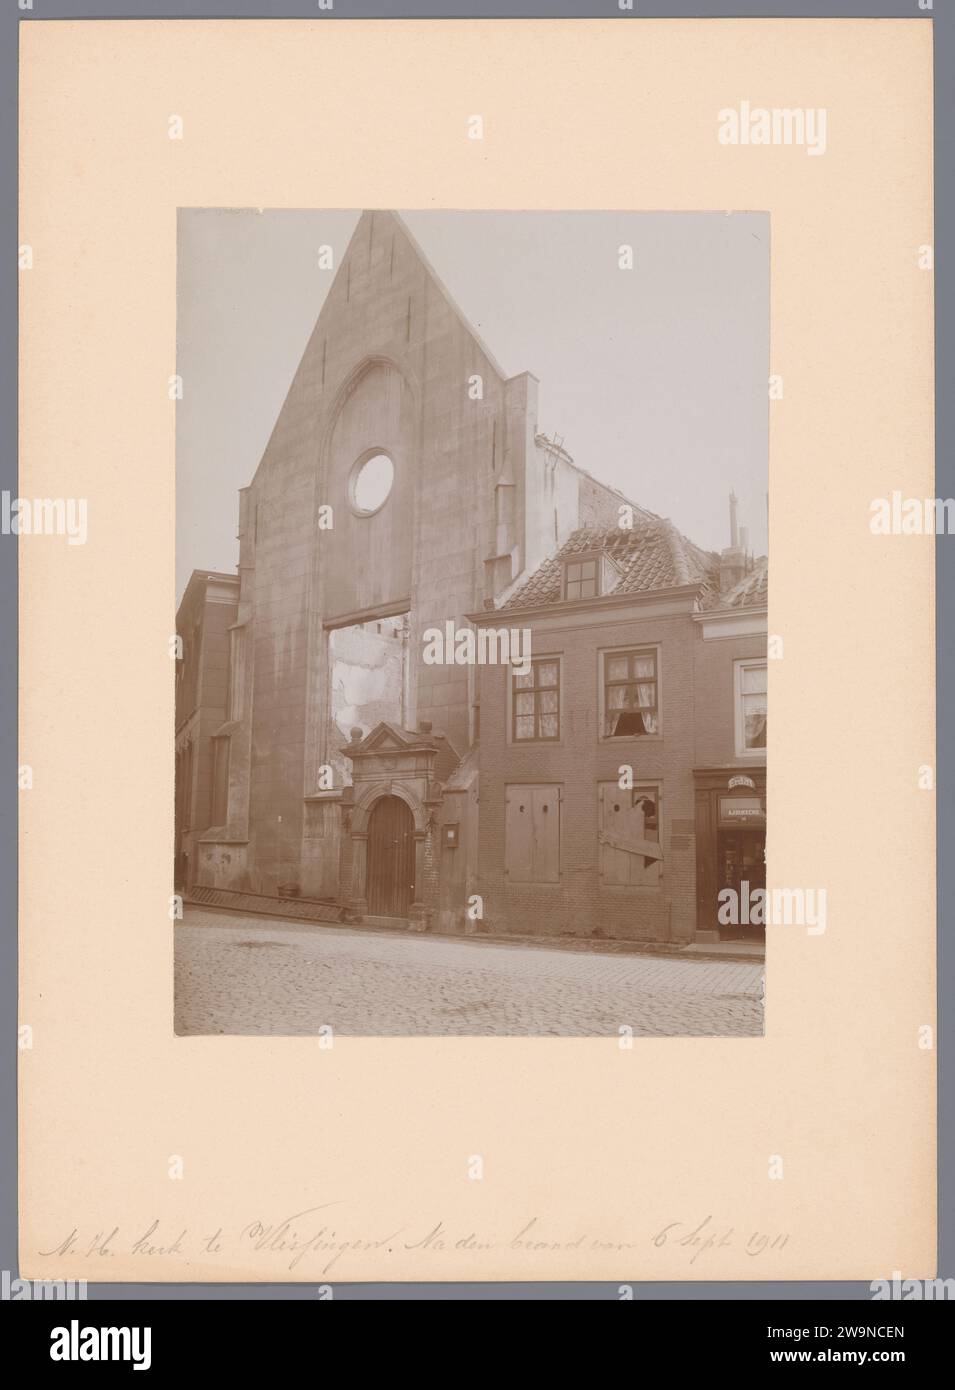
<box><xmin>562</xmin><ymin>551</ymin><xmax>623</xmax><ymax>602</ymax></box>
<box><xmin>564</xmin><ymin>556</ymin><xmax>598</xmax><ymax>600</ymax></box>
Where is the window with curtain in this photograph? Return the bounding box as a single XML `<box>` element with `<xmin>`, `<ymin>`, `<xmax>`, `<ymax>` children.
<box><xmin>736</xmin><ymin>660</ymin><xmax>767</xmax><ymax>753</ymax></box>
<box><xmin>603</xmin><ymin>649</ymin><xmax>659</xmax><ymax>737</ymax></box>
<box><xmin>511</xmin><ymin>658</ymin><xmax>560</xmax><ymax>741</ymax></box>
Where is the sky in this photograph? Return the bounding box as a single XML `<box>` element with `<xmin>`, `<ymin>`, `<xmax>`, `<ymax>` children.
<box><xmin>176</xmin><ymin>209</ymin><xmax>769</xmax><ymax>602</ymax></box>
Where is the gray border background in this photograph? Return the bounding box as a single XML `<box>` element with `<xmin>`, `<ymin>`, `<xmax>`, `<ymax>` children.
<box><xmin>3</xmin><ymin>0</ymin><xmax>948</xmax><ymax>1302</ymax></box>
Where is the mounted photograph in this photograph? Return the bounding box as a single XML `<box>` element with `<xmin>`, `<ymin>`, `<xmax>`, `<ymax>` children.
<box><xmin>174</xmin><ymin>208</ymin><xmax>768</xmax><ymax>1037</ymax></box>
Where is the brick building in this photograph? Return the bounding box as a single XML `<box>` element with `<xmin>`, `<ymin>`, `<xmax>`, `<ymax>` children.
<box><xmin>179</xmin><ymin>210</ymin><xmax>766</xmax><ymax>943</ymax></box>
<box><xmin>174</xmin><ymin>570</ymin><xmax>240</xmax><ymax>890</ymax></box>
<box><xmin>692</xmin><ymin>556</ymin><xmax>768</xmax><ymax>942</ymax></box>
<box><xmin>468</xmin><ymin>514</ymin><xmax>767</xmax><ymax>945</ymax></box>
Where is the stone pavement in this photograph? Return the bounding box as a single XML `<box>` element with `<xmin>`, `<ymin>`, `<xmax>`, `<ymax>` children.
<box><xmin>175</xmin><ymin>909</ymin><xmax>764</xmax><ymax>1037</ymax></box>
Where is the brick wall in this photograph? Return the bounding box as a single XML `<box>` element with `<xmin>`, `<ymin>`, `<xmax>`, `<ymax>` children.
<box><xmin>174</xmin><ymin>577</ymin><xmax>238</xmax><ymax>888</ymax></box>
<box><xmin>476</xmin><ymin>610</ymin><xmax>701</xmax><ymax>943</ymax></box>
<box><xmin>693</xmin><ymin>628</ymin><xmax>768</xmax><ymax>768</ymax></box>
<box><xmin>192</xmin><ymin>598</ymin><xmax>234</xmax><ymax>833</ymax></box>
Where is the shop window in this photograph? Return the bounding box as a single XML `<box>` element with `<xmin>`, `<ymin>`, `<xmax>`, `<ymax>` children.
<box><xmin>735</xmin><ymin>659</ymin><xmax>767</xmax><ymax>755</ymax></box>
<box><xmin>511</xmin><ymin>658</ymin><xmax>560</xmax><ymax>741</ymax></box>
<box><xmin>602</xmin><ymin>648</ymin><xmax>659</xmax><ymax>737</ymax></box>
<box><xmin>597</xmin><ymin>782</ymin><xmax>662</xmax><ymax>887</ymax></box>
<box><xmin>505</xmin><ymin>785</ymin><xmax>561</xmax><ymax>883</ymax></box>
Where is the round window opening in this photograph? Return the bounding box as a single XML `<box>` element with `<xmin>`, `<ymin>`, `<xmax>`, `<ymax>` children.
<box><xmin>350</xmin><ymin>452</ymin><xmax>394</xmax><ymax>515</ymax></box>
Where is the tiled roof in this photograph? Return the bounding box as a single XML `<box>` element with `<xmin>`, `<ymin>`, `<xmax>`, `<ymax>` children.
<box><xmin>702</xmin><ymin>557</ymin><xmax>768</xmax><ymax>611</ymax></box>
<box><xmin>500</xmin><ymin>522</ymin><xmax>719</xmax><ymax>612</ymax></box>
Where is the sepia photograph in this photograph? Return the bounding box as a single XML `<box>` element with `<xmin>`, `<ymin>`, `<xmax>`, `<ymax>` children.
<box><xmin>13</xmin><ymin>4</ymin><xmax>941</xmax><ymax>1323</ymax></box>
<box><xmin>174</xmin><ymin>208</ymin><xmax>769</xmax><ymax>1036</ymax></box>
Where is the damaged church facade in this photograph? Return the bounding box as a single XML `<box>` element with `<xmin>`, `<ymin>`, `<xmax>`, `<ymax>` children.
<box><xmin>177</xmin><ymin>210</ymin><xmax>767</xmax><ymax>944</ymax></box>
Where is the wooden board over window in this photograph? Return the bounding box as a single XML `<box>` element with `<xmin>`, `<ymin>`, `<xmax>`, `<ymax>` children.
<box><xmin>598</xmin><ymin>782</ymin><xmax>662</xmax><ymax>887</ymax></box>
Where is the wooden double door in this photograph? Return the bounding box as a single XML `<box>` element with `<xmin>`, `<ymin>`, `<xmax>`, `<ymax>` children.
<box><xmin>366</xmin><ymin>794</ymin><xmax>415</xmax><ymax>918</ymax></box>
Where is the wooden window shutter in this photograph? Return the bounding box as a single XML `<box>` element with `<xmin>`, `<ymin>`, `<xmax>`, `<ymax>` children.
<box><xmin>505</xmin><ymin>788</ymin><xmax>535</xmax><ymax>882</ymax></box>
<box><xmin>506</xmin><ymin>785</ymin><xmax>561</xmax><ymax>883</ymax></box>
<box><xmin>531</xmin><ymin>786</ymin><xmax>560</xmax><ymax>883</ymax></box>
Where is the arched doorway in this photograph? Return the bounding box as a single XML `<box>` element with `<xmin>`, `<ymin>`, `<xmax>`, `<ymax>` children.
<box><xmin>366</xmin><ymin>795</ymin><xmax>415</xmax><ymax>917</ymax></box>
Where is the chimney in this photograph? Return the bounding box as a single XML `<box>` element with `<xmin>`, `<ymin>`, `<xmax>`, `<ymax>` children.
<box><xmin>419</xmin><ymin>719</ymin><xmax>433</xmax><ymax>734</ymax></box>
<box><xmin>720</xmin><ymin>489</ymin><xmax>746</xmax><ymax>594</ymax></box>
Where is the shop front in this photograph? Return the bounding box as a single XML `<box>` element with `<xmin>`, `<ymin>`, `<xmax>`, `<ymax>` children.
<box><xmin>693</xmin><ymin>766</ymin><xmax>767</xmax><ymax>942</ymax></box>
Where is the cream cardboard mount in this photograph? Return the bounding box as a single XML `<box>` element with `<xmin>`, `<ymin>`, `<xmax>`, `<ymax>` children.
<box><xmin>17</xmin><ymin>17</ymin><xmax>935</xmax><ymax>1282</ymax></box>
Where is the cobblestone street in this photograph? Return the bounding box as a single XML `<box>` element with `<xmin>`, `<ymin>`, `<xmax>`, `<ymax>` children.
<box><xmin>175</xmin><ymin>909</ymin><xmax>763</xmax><ymax>1037</ymax></box>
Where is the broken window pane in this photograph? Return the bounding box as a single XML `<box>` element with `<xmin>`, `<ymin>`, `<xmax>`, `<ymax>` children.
<box><xmin>603</xmin><ymin>649</ymin><xmax>658</xmax><ymax>737</ymax></box>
